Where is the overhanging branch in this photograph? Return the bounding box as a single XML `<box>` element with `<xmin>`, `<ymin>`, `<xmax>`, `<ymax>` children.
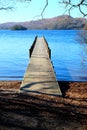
<box><xmin>0</xmin><ymin>7</ymin><xmax>13</xmax><ymax>10</ymax></box>
<box><xmin>41</xmin><ymin>0</ymin><xmax>48</xmax><ymax>18</ymax></box>
<box><xmin>61</xmin><ymin>0</ymin><xmax>87</xmax><ymax>17</ymax></box>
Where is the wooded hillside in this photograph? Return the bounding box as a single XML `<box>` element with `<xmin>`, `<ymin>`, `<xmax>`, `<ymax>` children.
<box><xmin>0</xmin><ymin>15</ymin><xmax>87</xmax><ymax>30</ymax></box>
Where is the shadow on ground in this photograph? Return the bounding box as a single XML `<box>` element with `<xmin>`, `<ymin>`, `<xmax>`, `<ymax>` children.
<box><xmin>0</xmin><ymin>90</ymin><xmax>87</xmax><ymax>130</ymax></box>
<box><xmin>58</xmin><ymin>81</ymin><xmax>70</xmax><ymax>97</ymax></box>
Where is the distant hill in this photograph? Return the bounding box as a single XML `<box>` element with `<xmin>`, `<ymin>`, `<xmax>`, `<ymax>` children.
<box><xmin>0</xmin><ymin>15</ymin><xmax>87</xmax><ymax>30</ymax></box>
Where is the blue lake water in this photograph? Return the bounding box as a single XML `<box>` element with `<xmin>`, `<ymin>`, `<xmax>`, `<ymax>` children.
<box><xmin>0</xmin><ymin>30</ymin><xmax>87</xmax><ymax>81</ymax></box>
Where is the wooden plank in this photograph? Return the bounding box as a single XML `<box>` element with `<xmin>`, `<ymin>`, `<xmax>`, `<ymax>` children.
<box><xmin>20</xmin><ymin>37</ymin><xmax>62</xmax><ymax>96</ymax></box>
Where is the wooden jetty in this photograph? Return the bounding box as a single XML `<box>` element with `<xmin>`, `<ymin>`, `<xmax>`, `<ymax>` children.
<box><xmin>20</xmin><ymin>36</ymin><xmax>62</xmax><ymax>96</ymax></box>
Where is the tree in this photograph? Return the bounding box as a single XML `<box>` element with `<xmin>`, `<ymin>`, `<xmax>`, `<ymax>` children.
<box><xmin>83</xmin><ymin>23</ymin><xmax>87</xmax><ymax>30</ymax></box>
<box><xmin>0</xmin><ymin>0</ymin><xmax>87</xmax><ymax>18</ymax></box>
<box><xmin>61</xmin><ymin>0</ymin><xmax>87</xmax><ymax>17</ymax></box>
<box><xmin>11</xmin><ymin>24</ymin><xmax>27</xmax><ymax>30</ymax></box>
<box><xmin>0</xmin><ymin>0</ymin><xmax>31</xmax><ymax>10</ymax></box>
<box><xmin>77</xmin><ymin>30</ymin><xmax>87</xmax><ymax>64</ymax></box>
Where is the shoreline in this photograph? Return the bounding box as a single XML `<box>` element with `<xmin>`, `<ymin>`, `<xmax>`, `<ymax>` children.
<box><xmin>0</xmin><ymin>80</ymin><xmax>87</xmax><ymax>96</ymax></box>
<box><xmin>0</xmin><ymin>80</ymin><xmax>87</xmax><ymax>99</ymax></box>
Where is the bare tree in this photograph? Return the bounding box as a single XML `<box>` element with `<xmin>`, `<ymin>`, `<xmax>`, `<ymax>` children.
<box><xmin>0</xmin><ymin>0</ymin><xmax>31</xmax><ymax>10</ymax></box>
<box><xmin>61</xmin><ymin>0</ymin><xmax>87</xmax><ymax>17</ymax></box>
<box><xmin>0</xmin><ymin>0</ymin><xmax>13</xmax><ymax>10</ymax></box>
<box><xmin>0</xmin><ymin>0</ymin><xmax>48</xmax><ymax>18</ymax></box>
<box><xmin>41</xmin><ymin>0</ymin><xmax>48</xmax><ymax>18</ymax></box>
<box><xmin>77</xmin><ymin>28</ymin><xmax>87</xmax><ymax>64</ymax></box>
<box><xmin>78</xmin><ymin>31</ymin><xmax>87</xmax><ymax>43</ymax></box>
<box><xmin>0</xmin><ymin>0</ymin><xmax>87</xmax><ymax>17</ymax></box>
<box><xmin>79</xmin><ymin>32</ymin><xmax>87</xmax><ymax>63</ymax></box>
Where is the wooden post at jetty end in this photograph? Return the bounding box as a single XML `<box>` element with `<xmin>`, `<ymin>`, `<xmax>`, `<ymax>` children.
<box><xmin>20</xmin><ymin>36</ymin><xmax>62</xmax><ymax>96</ymax></box>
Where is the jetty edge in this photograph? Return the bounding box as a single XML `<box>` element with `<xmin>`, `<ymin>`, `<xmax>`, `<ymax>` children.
<box><xmin>20</xmin><ymin>36</ymin><xmax>62</xmax><ymax>96</ymax></box>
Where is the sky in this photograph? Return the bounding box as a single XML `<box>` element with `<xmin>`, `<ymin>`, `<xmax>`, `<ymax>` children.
<box><xmin>0</xmin><ymin>0</ymin><xmax>86</xmax><ymax>23</ymax></box>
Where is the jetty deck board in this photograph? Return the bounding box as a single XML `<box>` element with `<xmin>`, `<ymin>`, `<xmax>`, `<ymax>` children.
<box><xmin>20</xmin><ymin>37</ymin><xmax>62</xmax><ymax>96</ymax></box>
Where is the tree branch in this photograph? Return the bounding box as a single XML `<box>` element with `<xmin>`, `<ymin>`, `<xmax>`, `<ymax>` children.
<box><xmin>61</xmin><ymin>0</ymin><xmax>87</xmax><ymax>17</ymax></box>
<box><xmin>41</xmin><ymin>0</ymin><xmax>48</xmax><ymax>18</ymax></box>
<box><xmin>0</xmin><ymin>0</ymin><xmax>31</xmax><ymax>11</ymax></box>
<box><xmin>0</xmin><ymin>7</ymin><xmax>13</xmax><ymax>10</ymax></box>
